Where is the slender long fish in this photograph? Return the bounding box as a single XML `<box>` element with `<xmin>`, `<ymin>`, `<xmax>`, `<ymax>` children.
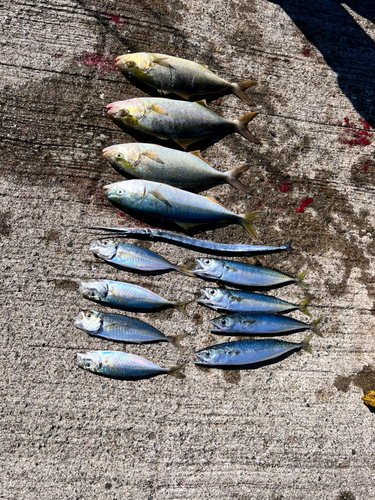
<box><xmin>103</xmin><ymin>179</ymin><xmax>260</xmax><ymax>238</ymax></box>
<box><xmin>197</xmin><ymin>288</ymin><xmax>311</xmax><ymax>316</ymax></box>
<box><xmin>116</xmin><ymin>52</ymin><xmax>256</xmax><ymax>106</ymax></box>
<box><xmin>89</xmin><ymin>240</ymin><xmax>192</xmax><ymax>275</ymax></box>
<box><xmin>76</xmin><ymin>351</ymin><xmax>185</xmax><ymax>380</ymax></box>
<box><xmin>84</xmin><ymin>226</ymin><xmax>293</xmax><ymax>257</ymax></box>
<box><xmin>210</xmin><ymin>313</ymin><xmax>322</xmax><ymax>336</ymax></box>
<box><xmin>74</xmin><ymin>310</ymin><xmax>186</xmax><ymax>348</ymax></box>
<box><xmin>194</xmin><ymin>335</ymin><xmax>312</xmax><ymax>367</ymax></box>
<box><xmin>192</xmin><ymin>258</ymin><xmax>307</xmax><ymax>289</ymax></box>
<box><xmin>103</xmin><ymin>143</ymin><xmax>251</xmax><ymax>193</ymax></box>
<box><xmin>79</xmin><ymin>279</ymin><xmax>190</xmax><ymax>315</ymax></box>
<box><xmin>107</xmin><ymin>97</ymin><xmax>260</xmax><ymax>148</ymax></box>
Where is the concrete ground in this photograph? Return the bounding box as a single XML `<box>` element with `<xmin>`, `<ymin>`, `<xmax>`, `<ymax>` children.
<box><xmin>1</xmin><ymin>0</ymin><xmax>375</xmax><ymax>498</ymax></box>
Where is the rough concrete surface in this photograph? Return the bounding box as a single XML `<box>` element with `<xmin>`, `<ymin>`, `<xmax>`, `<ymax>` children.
<box><xmin>1</xmin><ymin>1</ymin><xmax>375</xmax><ymax>498</ymax></box>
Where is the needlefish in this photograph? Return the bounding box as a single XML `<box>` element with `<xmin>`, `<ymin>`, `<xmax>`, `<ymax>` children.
<box><xmin>210</xmin><ymin>313</ymin><xmax>323</xmax><ymax>337</ymax></box>
<box><xmin>192</xmin><ymin>258</ymin><xmax>307</xmax><ymax>289</ymax></box>
<box><xmin>89</xmin><ymin>240</ymin><xmax>193</xmax><ymax>275</ymax></box>
<box><xmin>116</xmin><ymin>52</ymin><xmax>256</xmax><ymax>106</ymax></box>
<box><xmin>106</xmin><ymin>98</ymin><xmax>260</xmax><ymax>148</ymax></box>
<box><xmin>84</xmin><ymin>226</ymin><xmax>293</xmax><ymax>257</ymax></box>
<box><xmin>76</xmin><ymin>351</ymin><xmax>186</xmax><ymax>380</ymax></box>
<box><xmin>103</xmin><ymin>143</ymin><xmax>251</xmax><ymax>193</ymax></box>
<box><xmin>194</xmin><ymin>335</ymin><xmax>313</xmax><ymax>367</ymax></box>
<box><xmin>197</xmin><ymin>288</ymin><xmax>311</xmax><ymax>316</ymax></box>
<box><xmin>102</xmin><ymin>180</ymin><xmax>260</xmax><ymax>238</ymax></box>
<box><xmin>79</xmin><ymin>279</ymin><xmax>190</xmax><ymax>315</ymax></box>
<box><xmin>74</xmin><ymin>310</ymin><xmax>186</xmax><ymax>348</ymax></box>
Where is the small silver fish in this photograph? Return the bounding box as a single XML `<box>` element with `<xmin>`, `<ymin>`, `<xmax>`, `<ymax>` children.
<box><xmin>192</xmin><ymin>258</ymin><xmax>307</xmax><ymax>289</ymax></box>
<box><xmin>76</xmin><ymin>351</ymin><xmax>186</xmax><ymax>380</ymax></box>
<box><xmin>116</xmin><ymin>52</ymin><xmax>256</xmax><ymax>106</ymax></box>
<box><xmin>102</xmin><ymin>143</ymin><xmax>251</xmax><ymax>193</ymax></box>
<box><xmin>89</xmin><ymin>239</ymin><xmax>192</xmax><ymax>276</ymax></box>
<box><xmin>79</xmin><ymin>279</ymin><xmax>190</xmax><ymax>315</ymax></box>
<box><xmin>74</xmin><ymin>310</ymin><xmax>186</xmax><ymax>348</ymax></box>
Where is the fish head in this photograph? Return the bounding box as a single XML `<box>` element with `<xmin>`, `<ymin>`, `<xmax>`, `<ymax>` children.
<box><xmin>79</xmin><ymin>280</ymin><xmax>109</xmax><ymax>302</ymax></box>
<box><xmin>89</xmin><ymin>239</ymin><xmax>118</xmax><ymax>260</ymax></box>
<box><xmin>116</xmin><ymin>52</ymin><xmax>152</xmax><ymax>76</ymax></box>
<box><xmin>76</xmin><ymin>351</ymin><xmax>104</xmax><ymax>374</ymax></box>
<box><xmin>103</xmin><ymin>180</ymin><xmax>146</xmax><ymax>207</ymax></box>
<box><xmin>196</xmin><ymin>288</ymin><xmax>228</xmax><ymax>308</ymax></box>
<box><xmin>74</xmin><ymin>310</ymin><xmax>102</xmax><ymax>334</ymax></box>
<box><xmin>191</xmin><ymin>258</ymin><xmax>224</xmax><ymax>279</ymax></box>
<box><xmin>194</xmin><ymin>347</ymin><xmax>221</xmax><ymax>365</ymax></box>
<box><xmin>107</xmin><ymin>99</ymin><xmax>146</xmax><ymax>128</ymax></box>
<box><xmin>102</xmin><ymin>144</ymin><xmax>141</xmax><ymax>172</ymax></box>
<box><xmin>210</xmin><ymin>315</ymin><xmax>235</xmax><ymax>332</ymax></box>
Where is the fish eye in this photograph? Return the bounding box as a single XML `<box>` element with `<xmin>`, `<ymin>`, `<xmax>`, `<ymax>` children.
<box><xmin>220</xmin><ymin>319</ymin><xmax>227</xmax><ymax>326</ymax></box>
<box><xmin>87</xmin><ymin>313</ymin><xmax>91</xmax><ymax>318</ymax></box>
<box><xmin>115</xmin><ymin>152</ymin><xmax>124</xmax><ymax>159</ymax></box>
<box><xmin>102</xmin><ymin>241</ymin><xmax>108</xmax><ymax>245</ymax></box>
<box><xmin>84</xmin><ymin>362</ymin><xmax>91</xmax><ymax>368</ymax></box>
<box><xmin>209</xmin><ymin>289</ymin><xmax>216</xmax><ymax>295</ymax></box>
<box><xmin>204</xmin><ymin>259</ymin><xmax>211</xmax><ymax>265</ymax></box>
<box><xmin>89</xmin><ymin>291</ymin><xmax>96</xmax><ymax>298</ymax></box>
<box><xmin>119</xmin><ymin>109</ymin><xmax>128</xmax><ymax>117</ymax></box>
<box><xmin>126</xmin><ymin>60</ymin><xmax>135</xmax><ymax>68</ymax></box>
<box><xmin>116</xmin><ymin>189</ymin><xmax>124</xmax><ymax>195</ymax></box>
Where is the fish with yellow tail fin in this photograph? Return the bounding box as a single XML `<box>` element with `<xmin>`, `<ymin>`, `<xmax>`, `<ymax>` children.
<box><xmin>103</xmin><ymin>179</ymin><xmax>260</xmax><ymax>238</ymax></box>
<box><xmin>115</xmin><ymin>52</ymin><xmax>256</xmax><ymax>106</ymax></box>
<box><xmin>107</xmin><ymin>97</ymin><xmax>260</xmax><ymax>147</ymax></box>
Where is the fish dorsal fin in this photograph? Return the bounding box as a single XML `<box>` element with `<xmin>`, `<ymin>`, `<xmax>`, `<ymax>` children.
<box><xmin>196</xmin><ymin>99</ymin><xmax>210</xmax><ymax>109</ymax></box>
<box><xmin>141</xmin><ymin>151</ymin><xmax>165</xmax><ymax>164</ymax></box>
<box><xmin>149</xmin><ymin>104</ymin><xmax>168</xmax><ymax>115</ymax></box>
<box><xmin>189</xmin><ymin>150</ymin><xmax>210</xmax><ymax>164</ymax></box>
<box><xmin>206</xmin><ymin>196</ymin><xmax>226</xmax><ymax>208</ymax></box>
<box><xmin>149</xmin><ymin>189</ymin><xmax>172</xmax><ymax>207</ymax></box>
<box><xmin>152</xmin><ymin>57</ymin><xmax>173</xmax><ymax>68</ymax></box>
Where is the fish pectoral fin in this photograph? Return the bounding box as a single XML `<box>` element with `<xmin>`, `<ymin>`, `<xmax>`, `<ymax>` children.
<box><xmin>152</xmin><ymin>57</ymin><xmax>174</xmax><ymax>69</ymax></box>
<box><xmin>196</xmin><ymin>99</ymin><xmax>210</xmax><ymax>109</ymax></box>
<box><xmin>149</xmin><ymin>189</ymin><xmax>172</xmax><ymax>207</ymax></box>
<box><xmin>243</xmin><ymin>319</ymin><xmax>256</xmax><ymax>325</ymax></box>
<box><xmin>106</xmin><ymin>360</ymin><xmax>126</xmax><ymax>375</ymax></box>
<box><xmin>173</xmin><ymin>137</ymin><xmax>200</xmax><ymax>149</ymax></box>
<box><xmin>111</xmin><ymin>291</ymin><xmax>130</xmax><ymax>308</ymax></box>
<box><xmin>105</xmin><ymin>322</ymin><xmax>124</xmax><ymax>333</ymax></box>
<box><xmin>149</xmin><ymin>104</ymin><xmax>168</xmax><ymax>115</ymax></box>
<box><xmin>174</xmin><ymin>221</ymin><xmax>200</xmax><ymax>230</ymax></box>
<box><xmin>189</xmin><ymin>150</ymin><xmax>211</xmax><ymax>164</ymax></box>
<box><xmin>205</xmin><ymin>196</ymin><xmax>227</xmax><ymax>209</ymax></box>
<box><xmin>142</xmin><ymin>152</ymin><xmax>165</xmax><ymax>164</ymax></box>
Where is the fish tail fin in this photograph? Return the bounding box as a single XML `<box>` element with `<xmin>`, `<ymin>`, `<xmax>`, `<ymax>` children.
<box><xmin>225</xmin><ymin>164</ymin><xmax>250</xmax><ymax>194</ymax></box>
<box><xmin>299</xmin><ymin>297</ymin><xmax>312</xmax><ymax>317</ymax></box>
<box><xmin>301</xmin><ymin>334</ymin><xmax>313</xmax><ymax>355</ymax></box>
<box><xmin>234</xmin><ymin>112</ymin><xmax>261</xmax><ymax>145</ymax></box>
<box><xmin>174</xmin><ymin>300</ymin><xmax>192</xmax><ymax>316</ymax></box>
<box><xmin>176</xmin><ymin>265</ymin><xmax>194</xmax><ymax>277</ymax></box>
<box><xmin>311</xmin><ymin>317</ymin><xmax>323</xmax><ymax>337</ymax></box>
<box><xmin>232</xmin><ymin>80</ymin><xmax>257</xmax><ymax>106</ymax></box>
<box><xmin>283</xmin><ymin>240</ymin><xmax>293</xmax><ymax>252</ymax></box>
<box><xmin>239</xmin><ymin>211</ymin><xmax>262</xmax><ymax>239</ymax></box>
<box><xmin>169</xmin><ymin>333</ymin><xmax>187</xmax><ymax>350</ymax></box>
<box><xmin>168</xmin><ymin>362</ymin><xmax>187</xmax><ymax>379</ymax></box>
<box><xmin>296</xmin><ymin>270</ymin><xmax>308</xmax><ymax>289</ymax></box>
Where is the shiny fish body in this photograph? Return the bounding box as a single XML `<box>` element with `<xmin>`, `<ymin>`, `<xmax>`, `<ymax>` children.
<box><xmin>103</xmin><ymin>179</ymin><xmax>259</xmax><ymax>237</ymax></box>
<box><xmin>79</xmin><ymin>279</ymin><xmax>189</xmax><ymax>315</ymax></box>
<box><xmin>195</xmin><ymin>336</ymin><xmax>312</xmax><ymax>367</ymax></box>
<box><xmin>107</xmin><ymin>98</ymin><xmax>260</xmax><ymax>148</ymax></box>
<box><xmin>192</xmin><ymin>258</ymin><xmax>307</xmax><ymax>289</ymax></box>
<box><xmin>89</xmin><ymin>239</ymin><xmax>191</xmax><ymax>275</ymax></box>
<box><xmin>74</xmin><ymin>310</ymin><xmax>185</xmax><ymax>347</ymax></box>
<box><xmin>116</xmin><ymin>52</ymin><xmax>256</xmax><ymax>106</ymax></box>
<box><xmin>85</xmin><ymin>226</ymin><xmax>293</xmax><ymax>257</ymax></box>
<box><xmin>197</xmin><ymin>288</ymin><xmax>311</xmax><ymax>316</ymax></box>
<box><xmin>76</xmin><ymin>351</ymin><xmax>185</xmax><ymax>380</ymax></box>
<box><xmin>102</xmin><ymin>143</ymin><xmax>250</xmax><ymax>193</ymax></box>
<box><xmin>210</xmin><ymin>313</ymin><xmax>322</xmax><ymax>336</ymax></box>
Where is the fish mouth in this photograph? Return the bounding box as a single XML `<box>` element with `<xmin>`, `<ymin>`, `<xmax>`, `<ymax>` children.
<box><xmin>102</xmin><ymin>182</ymin><xmax>119</xmax><ymax>196</ymax></box>
<box><xmin>209</xmin><ymin>319</ymin><xmax>225</xmax><ymax>331</ymax></box>
<box><xmin>74</xmin><ymin>310</ymin><xmax>85</xmax><ymax>328</ymax></box>
<box><xmin>102</xmin><ymin>145</ymin><xmax>117</xmax><ymax>157</ymax></box>
<box><xmin>78</xmin><ymin>281</ymin><xmax>89</xmax><ymax>296</ymax></box>
<box><xmin>106</xmin><ymin>102</ymin><xmax>118</xmax><ymax>116</ymax></box>
<box><xmin>196</xmin><ymin>289</ymin><xmax>214</xmax><ymax>305</ymax></box>
<box><xmin>76</xmin><ymin>353</ymin><xmax>87</xmax><ymax>369</ymax></box>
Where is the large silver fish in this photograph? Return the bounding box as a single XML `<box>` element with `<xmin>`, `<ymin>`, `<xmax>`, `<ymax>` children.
<box><xmin>116</xmin><ymin>52</ymin><xmax>256</xmax><ymax>106</ymax></box>
<box><xmin>106</xmin><ymin>97</ymin><xmax>260</xmax><ymax>148</ymax></box>
<box><xmin>103</xmin><ymin>179</ymin><xmax>260</xmax><ymax>238</ymax></box>
<box><xmin>102</xmin><ymin>143</ymin><xmax>250</xmax><ymax>193</ymax></box>
<box><xmin>89</xmin><ymin>239</ymin><xmax>192</xmax><ymax>275</ymax></box>
<box><xmin>76</xmin><ymin>351</ymin><xmax>186</xmax><ymax>380</ymax></box>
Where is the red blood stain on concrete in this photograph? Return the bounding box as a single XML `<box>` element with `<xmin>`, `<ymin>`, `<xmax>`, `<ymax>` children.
<box><xmin>339</xmin><ymin>117</ymin><xmax>372</xmax><ymax>147</ymax></box>
<box><xmin>268</xmin><ymin>180</ymin><xmax>274</xmax><ymax>184</ymax></box>
<box><xmin>102</xmin><ymin>13</ymin><xmax>128</xmax><ymax>25</ymax></box>
<box><xmin>302</xmin><ymin>49</ymin><xmax>310</xmax><ymax>57</ymax></box>
<box><xmin>280</xmin><ymin>182</ymin><xmax>291</xmax><ymax>193</ymax></box>
<box><xmin>257</xmin><ymin>200</ymin><xmax>262</xmax><ymax>208</ymax></box>
<box><xmin>119</xmin><ymin>212</ymin><xmax>126</xmax><ymax>217</ymax></box>
<box><xmin>296</xmin><ymin>197</ymin><xmax>313</xmax><ymax>213</ymax></box>
<box><xmin>363</xmin><ymin>162</ymin><xmax>369</xmax><ymax>173</ymax></box>
<box><xmin>80</xmin><ymin>54</ymin><xmax>117</xmax><ymax>72</ymax></box>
